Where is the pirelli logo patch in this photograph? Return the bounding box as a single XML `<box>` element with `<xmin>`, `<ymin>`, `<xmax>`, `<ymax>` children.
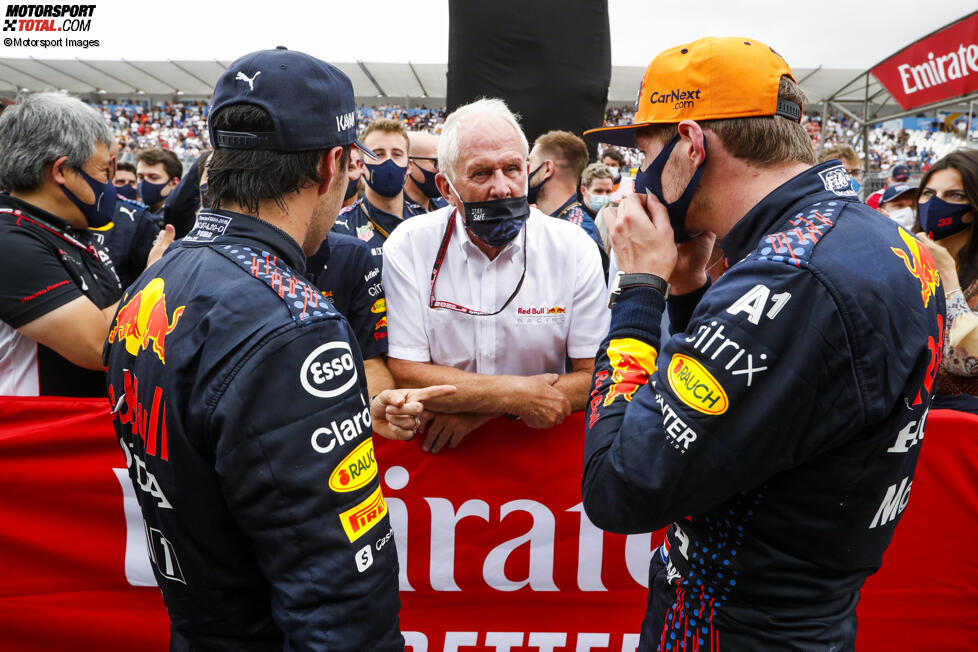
<box><xmin>339</xmin><ymin>486</ymin><xmax>388</xmax><ymax>542</ymax></box>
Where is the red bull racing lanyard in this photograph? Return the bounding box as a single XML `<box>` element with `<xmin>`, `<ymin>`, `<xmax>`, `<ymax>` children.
<box><xmin>428</xmin><ymin>209</ymin><xmax>527</xmax><ymax>316</ymax></box>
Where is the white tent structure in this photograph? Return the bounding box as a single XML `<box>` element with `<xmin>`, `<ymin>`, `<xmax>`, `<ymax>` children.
<box><xmin>0</xmin><ymin>57</ymin><xmax>856</xmax><ymax>107</ymax></box>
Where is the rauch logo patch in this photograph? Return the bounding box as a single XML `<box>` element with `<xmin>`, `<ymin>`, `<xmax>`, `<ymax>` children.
<box><xmin>667</xmin><ymin>353</ymin><xmax>729</xmax><ymax>415</ymax></box>
<box><xmin>328</xmin><ymin>439</ymin><xmax>378</xmax><ymax>493</ymax></box>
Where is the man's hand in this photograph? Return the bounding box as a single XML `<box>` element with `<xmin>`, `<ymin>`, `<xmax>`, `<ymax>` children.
<box><xmin>670</xmin><ymin>231</ymin><xmax>716</xmax><ymax>295</ymax></box>
<box><xmin>371</xmin><ymin>385</ymin><xmax>457</xmax><ymax>441</ymax></box>
<box><xmin>915</xmin><ymin>231</ymin><xmax>960</xmax><ymax>293</ymax></box>
<box><xmin>510</xmin><ymin>373</ymin><xmax>571</xmax><ymax>429</ymax></box>
<box><xmin>147</xmin><ymin>224</ymin><xmax>176</xmax><ymax>269</ymax></box>
<box><xmin>607</xmin><ymin>192</ymin><xmax>678</xmax><ymax>280</ymax></box>
<box><xmin>422</xmin><ymin>412</ymin><xmax>494</xmax><ymax>454</ymax></box>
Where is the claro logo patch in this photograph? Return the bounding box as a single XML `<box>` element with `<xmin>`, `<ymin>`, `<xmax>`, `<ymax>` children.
<box><xmin>667</xmin><ymin>353</ymin><xmax>729</xmax><ymax>415</ymax></box>
<box><xmin>300</xmin><ymin>341</ymin><xmax>358</xmax><ymax>398</ymax></box>
<box><xmin>328</xmin><ymin>439</ymin><xmax>378</xmax><ymax>493</ymax></box>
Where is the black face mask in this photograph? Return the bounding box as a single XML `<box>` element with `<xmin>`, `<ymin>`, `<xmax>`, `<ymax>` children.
<box><xmin>526</xmin><ymin>163</ymin><xmax>549</xmax><ymax>204</ymax></box>
<box><xmin>632</xmin><ymin>134</ymin><xmax>706</xmax><ymax>243</ymax></box>
<box><xmin>446</xmin><ymin>176</ymin><xmax>530</xmax><ymax>247</ymax></box>
<box><xmin>411</xmin><ymin>165</ymin><xmax>442</xmax><ymax>199</ymax></box>
<box><xmin>344</xmin><ymin>176</ymin><xmax>360</xmax><ymax>200</ymax></box>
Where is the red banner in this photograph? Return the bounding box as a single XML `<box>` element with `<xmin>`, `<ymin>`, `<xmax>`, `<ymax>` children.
<box><xmin>871</xmin><ymin>12</ymin><xmax>978</xmax><ymax>111</ymax></box>
<box><xmin>0</xmin><ymin>398</ymin><xmax>976</xmax><ymax>651</ymax></box>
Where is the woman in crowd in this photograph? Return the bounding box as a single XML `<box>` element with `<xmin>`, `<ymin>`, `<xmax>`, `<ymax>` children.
<box><xmin>915</xmin><ymin>149</ymin><xmax>978</xmax><ymax>413</ymax></box>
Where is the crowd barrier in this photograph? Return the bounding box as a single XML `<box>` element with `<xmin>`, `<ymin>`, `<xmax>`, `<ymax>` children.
<box><xmin>0</xmin><ymin>397</ymin><xmax>975</xmax><ymax>651</ymax></box>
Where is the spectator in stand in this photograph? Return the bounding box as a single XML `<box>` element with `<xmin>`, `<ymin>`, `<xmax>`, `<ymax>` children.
<box><xmin>383</xmin><ymin>98</ymin><xmax>609</xmax><ymax>454</ymax></box>
<box><xmin>866</xmin><ymin>164</ymin><xmax>912</xmax><ymax>210</ymax></box>
<box><xmin>113</xmin><ymin>161</ymin><xmax>139</xmax><ymax>200</ymax></box>
<box><xmin>876</xmin><ymin>183</ymin><xmax>917</xmax><ymax>231</ymax></box>
<box><xmin>914</xmin><ymin>150</ymin><xmax>978</xmax><ymax>413</ymax></box>
<box><xmin>528</xmin><ymin>130</ymin><xmax>604</xmax><ymax>252</ymax></box>
<box><xmin>581</xmin><ymin>162</ymin><xmax>615</xmax><ymax>252</ymax></box>
<box><xmin>405</xmin><ymin>131</ymin><xmax>448</xmax><ymax>212</ymax></box>
<box><xmin>136</xmin><ymin>148</ymin><xmax>182</xmax><ymax>215</ymax></box>
<box><xmin>600</xmin><ymin>147</ymin><xmax>635</xmax><ymax>200</ymax></box>
<box><xmin>0</xmin><ymin>92</ymin><xmax>170</xmax><ymax>397</ymax></box>
<box><xmin>331</xmin><ymin>118</ymin><xmax>424</xmax><ymax>265</ymax></box>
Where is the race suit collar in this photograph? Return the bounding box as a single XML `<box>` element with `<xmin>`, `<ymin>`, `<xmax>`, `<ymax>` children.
<box><xmin>721</xmin><ymin>160</ymin><xmax>860</xmax><ymax>265</ymax></box>
<box><xmin>185</xmin><ymin>208</ymin><xmax>308</xmax><ymax>276</ymax></box>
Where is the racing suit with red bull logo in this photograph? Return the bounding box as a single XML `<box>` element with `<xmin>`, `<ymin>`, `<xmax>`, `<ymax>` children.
<box><xmin>583</xmin><ymin>161</ymin><xmax>946</xmax><ymax>651</ymax></box>
<box><xmin>103</xmin><ymin>209</ymin><xmax>403</xmax><ymax>651</ymax></box>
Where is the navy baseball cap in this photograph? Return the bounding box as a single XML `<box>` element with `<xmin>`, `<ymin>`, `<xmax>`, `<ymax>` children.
<box><xmin>880</xmin><ymin>183</ymin><xmax>916</xmax><ymax>205</ymax></box>
<box><xmin>891</xmin><ymin>164</ymin><xmax>910</xmax><ymax>182</ymax></box>
<box><xmin>209</xmin><ymin>47</ymin><xmax>375</xmax><ymax>158</ymax></box>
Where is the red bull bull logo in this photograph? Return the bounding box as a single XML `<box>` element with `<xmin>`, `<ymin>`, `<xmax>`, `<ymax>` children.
<box><xmin>546</xmin><ymin>305</ymin><xmax>567</xmax><ymax>315</ymax></box>
<box><xmin>108</xmin><ymin>278</ymin><xmax>186</xmax><ymax>364</ymax></box>
<box><xmin>375</xmin><ymin>315</ymin><xmax>388</xmax><ymax>331</ymax></box>
<box><xmin>891</xmin><ymin>229</ymin><xmax>941</xmax><ymax>308</ymax></box>
<box><xmin>603</xmin><ymin>338</ymin><xmax>658</xmax><ymax>406</ymax></box>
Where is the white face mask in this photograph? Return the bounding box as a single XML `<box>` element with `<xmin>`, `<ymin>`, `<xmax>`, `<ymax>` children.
<box><xmin>587</xmin><ymin>194</ymin><xmax>611</xmax><ymax>213</ymax></box>
<box><xmin>885</xmin><ymin>206</ymin><xmax>916</xmax><ymax>230</ymax></box>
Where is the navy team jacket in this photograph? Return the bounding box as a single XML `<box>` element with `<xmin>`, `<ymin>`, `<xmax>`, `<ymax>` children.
<box><xmin>103</xmin><ymin>209</ymin><xmax>403</xmax><ymax>651</ymax></box>
<box><xmin>583</xmin><ymin>162</ymin><xmax>945</xmax><ymax>650</ymax></box>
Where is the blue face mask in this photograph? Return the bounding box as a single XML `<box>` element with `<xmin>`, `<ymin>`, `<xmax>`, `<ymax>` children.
<box><xmin>344</xmin><ymin>176</ymin><xmax>360</xmax><ymax>201</ymax></box>
<box><xmin>633</xmin><ymin>134</ymin><xmax>706</xmax><ymax>243</ymax></box>
<box><xmin>588</xmin><ymin>194</ymin><xmax>611</xmax><ymax>213</ymax></box>
<box><xmin>919</xmin><ymin>196</ymin><xmax>972</xmax><ymax>240</ymax></box>
<box><xmin>851</xmin><ymin>177</ymin><xmax>861</xmax><ymax>194</ymax></box>
<box><xmin>364</xmin><ymin>158</ymin><xmax>408</xmax><ymax>198</ymax></box>
<box><xmin>61</xmin><ymin>167</ymin><xmax>116</xmax><ymax>228</ymax></box>
<box><xmin>410</xmin><ymin>164</ymin><xmax>442</xmax><ymax>199</ymax></box>
<box><xmin>116</xmin><ymin>184</ymin><xmax>138</xmax><ymax>201</ymax></box>
<box><xmin>446</xmin><ymin>176</ymin><xmax>529</xmax><ymax>247</ymax></box>
<box><xmin>526</xmin><ymin>163</ymin><xmax>549</xmax><ymax>205</ymax></box>
<box><xmin>139</xmin><ymin>179</ymin><xmax>169</xmax><ymax>207</ymax></box>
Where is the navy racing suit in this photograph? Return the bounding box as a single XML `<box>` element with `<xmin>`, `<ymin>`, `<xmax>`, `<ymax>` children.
<box><xmin>104</xmin><ymin>209</ymin><xmax>404</xmax><ymax>651</ymax></box>
<box><xmin>583</xmin><ymin>162</ymin><xmax>945</xmax><ymax>651</ymax></box>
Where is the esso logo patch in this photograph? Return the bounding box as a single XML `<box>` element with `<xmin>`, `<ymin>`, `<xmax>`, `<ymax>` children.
<box><xmin>300</xmin><ymin>341</ymin><xmax>359</xmax><ymax>398</ymax></box>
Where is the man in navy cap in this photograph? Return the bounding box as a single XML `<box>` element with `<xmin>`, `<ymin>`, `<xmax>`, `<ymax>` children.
<box><xmin>877</xmin><ymin>183</ymin><xmax>918</xmax><ymax>230</ymax></box>
<box><xmin>104</xmin><ymin>47</ymin><xmax>453</xmax><ymax>651</ymax></box>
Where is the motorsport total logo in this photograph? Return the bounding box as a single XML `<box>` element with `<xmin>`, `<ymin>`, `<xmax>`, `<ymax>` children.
<box><xmin>3</xmin><ymin>3</ymin><xmax>100</xmax><ymax>49</ymax></box>
<box><xmin>4</xmin><ymin>4</ymin><xmax>95</xmax><ymax>31</ymax></box>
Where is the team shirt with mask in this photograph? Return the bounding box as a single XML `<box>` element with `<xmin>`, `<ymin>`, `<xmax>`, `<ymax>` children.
<box><xmin>89</xmin><ymin>195</ymin><xmax>163</xmax><ymax>289</ymax></box>
<box><xmin>382</xmin><ymin>205</ymin><xmax>609</xmax><ymax>375</ymax></box>
<box><xmin>306</xmin><ymin>231</ymin><xmax>388</xmax><ymax>361</ymax></box>
<box><xmin>0</xmin><ymin>194</ymin><xmax>122</xmax><ymax>396</ymax></box>
<box><xmin>331</xmin><ymin>197</ymin><xmax>424</xmax><ymax>266</ymax></box>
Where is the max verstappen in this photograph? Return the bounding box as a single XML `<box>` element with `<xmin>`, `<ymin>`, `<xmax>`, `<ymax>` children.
<box><xmin>104</xmin><ymin>47</ymin><xmax>452</xmax><ymax>651</ymax></box>
<box><xmin>583</xmin><ymin>37</ymin><xmax>944</xmax><ymax>651</ymax></box>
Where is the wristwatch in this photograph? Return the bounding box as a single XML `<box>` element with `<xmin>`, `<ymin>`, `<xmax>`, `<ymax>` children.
<box><xmin>608</xmin><ymin>271</ymin><xmax>669</xmax><ymax>308</ymax></box>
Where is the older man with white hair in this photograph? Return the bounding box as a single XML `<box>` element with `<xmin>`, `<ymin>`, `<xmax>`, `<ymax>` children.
<box><xmin>383</xmin><ymin>98</ymin><xmax>610</xmax><ymax>454</ymax></box>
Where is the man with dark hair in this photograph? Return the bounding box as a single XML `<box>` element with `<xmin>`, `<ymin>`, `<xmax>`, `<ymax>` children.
<box><xmin>601</xmin><ymin>147</ymin><xmax>634</xmax><ymax>200</ymax></box>
<box><xmin>113</xmin><ymin>160</ymin><xmax>138</xmax><ymax>200</ymax></box>
<box><xmin>104</xmin><ymin>47</ymin><xmax>452</xmax><ymax>650</ymax></box>
<box><xmin>136</xmin><ymin>147</ymin><xmax>182</xmax><ymax>214</ymax></box>
<box><xmin>0</xmin><ymin>92</ymin><xmax>168</xmax><ymax>397</ymax></box>
<box><xmin>583</xmin><ymin>37</ymin><xmax>943</xmax><ymax>650</ymax></box>
<box><xmin>331</xmin><ymin>118</ymin><xmax>424</xmax><ymax>265</ymax></box>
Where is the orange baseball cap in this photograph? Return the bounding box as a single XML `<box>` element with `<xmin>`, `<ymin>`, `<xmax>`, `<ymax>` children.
<box><xmin>585</xmin><ymin>37</ymin><xmax>801</xmax><ymax>147</ymax></box>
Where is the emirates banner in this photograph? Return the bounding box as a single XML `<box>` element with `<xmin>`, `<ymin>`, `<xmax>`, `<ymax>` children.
<box><xmin>871</xmin><ymin>12</ymin><xmax>978</xmax><ymax>111</ymax></box>
<box><xmin>0</xmin><ymin>397</ymin><xmax>976</xmax><ymax>651</ymax></box>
